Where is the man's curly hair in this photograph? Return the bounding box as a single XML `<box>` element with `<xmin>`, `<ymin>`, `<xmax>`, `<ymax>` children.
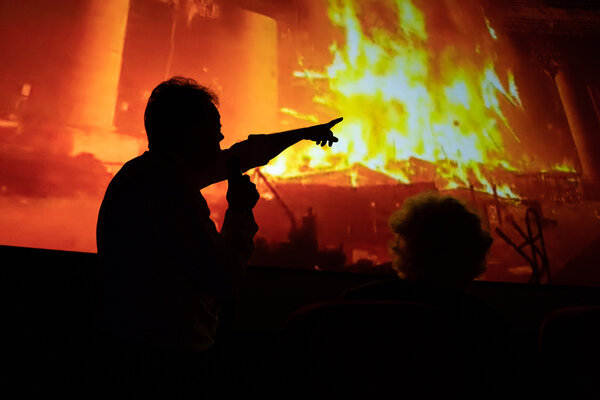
<box><xmin>144</xmin><ymin>76</ymin><xmax>219</xmax><ymax>152</ymax></box>
<box><xmin>389</xmin><ymin>192</ymin><xmax>492</xmax><ymax>288</ymax></box>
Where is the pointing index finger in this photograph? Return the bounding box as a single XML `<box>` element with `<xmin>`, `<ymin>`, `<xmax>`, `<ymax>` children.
<box><xmin>326</xmin><ymin>117</ymin><xmax>343</xmax><ymax>128</ymax></box>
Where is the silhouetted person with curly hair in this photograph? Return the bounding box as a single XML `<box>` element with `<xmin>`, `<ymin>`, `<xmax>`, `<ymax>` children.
<box><xmin>345</xmin><ymin>192</ymin><xmax>517</xmax><ymax>397</ymax></box>
<box><xmin>346</xmin><ymin>192</ymin><xmax>492</xmax><ymax>300</ymax></box>
<box><xmin>95</xmin><ymin>77</ymin><xmax>341</xmax><ymax>395</ymax></box>
<box><xmin>388</xmin><ymin>192</ymin><xmax>492</xmax><ymax>289</ymax></box>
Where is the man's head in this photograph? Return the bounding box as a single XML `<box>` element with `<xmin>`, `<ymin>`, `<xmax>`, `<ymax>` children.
<box><xmin>144</xmin><ymin>77</ymin><xmax>223</xmax><ymax>160</ymax></box>
<box><xmin>389</xmin><ymin>192</ymin><xmax>492</xmax><ymax>289</ymax></box>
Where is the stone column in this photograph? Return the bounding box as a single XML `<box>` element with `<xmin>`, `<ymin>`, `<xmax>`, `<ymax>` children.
<box><xmin>222</xmin><ymin>7</ymin><xmax>278</xmax><ymax>143</ymax></box>
<box><xmin>61</xmin><ymin>0</ymin><xmax>130</xmax><ymax>130</ymax></box>
<box><xmin>554</xmin><ymin>64</ymin><xmax>600</xmax><ymax>199</ymax></box>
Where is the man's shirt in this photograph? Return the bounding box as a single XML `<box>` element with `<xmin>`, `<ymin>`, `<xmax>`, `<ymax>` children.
<box><xmin>96</xmin><ymin>151</ymin><xmax>257</xmax><ymax>351</ymax></box>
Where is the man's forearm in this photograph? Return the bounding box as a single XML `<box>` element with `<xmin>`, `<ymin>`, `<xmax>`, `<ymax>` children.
<box><xmin>198</xmin><ymin>129</ymin><xmax>309</xmax><ymax>188</ymax></box>
<box><xmin>235</xmin><ymin>118</ymin><xmax>340</xmax><ymax>171</ymax></box>
<box><xmin>235</xmin><ymin>128</ymin><xmax>309</xmax><ymax>172</ymax></box>
<box><xmin>199</xmin><ymin>121</ymin><xmax>337</xmax><ymax>189</ymax></box>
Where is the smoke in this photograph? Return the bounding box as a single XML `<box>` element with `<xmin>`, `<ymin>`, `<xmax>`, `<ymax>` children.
<box><xmin>0</xmin><ymin>125</ymin><xmax>113</xmax><ymax>252</ymax></box>
<box><xmin>0</xmin><ymin>193</ymin><xmax>101</xmax><ymax>252</ymax></box>
<box><xmin>0</xmin><ymin>126</ymin><xmax>112</xmax><ymax>198</ymax></box>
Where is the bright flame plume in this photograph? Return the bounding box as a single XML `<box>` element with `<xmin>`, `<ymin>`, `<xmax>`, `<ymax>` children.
<box><xmin>268</xmin><ymin>0</ymin><xmax>528</xmax><ymax>197</ymax></box>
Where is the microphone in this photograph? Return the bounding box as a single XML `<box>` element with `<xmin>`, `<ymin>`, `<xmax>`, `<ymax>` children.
<box><xmin>227</xmin><ymin>156</ymin><xmax>243</xmax><ymax>183</ymax></box>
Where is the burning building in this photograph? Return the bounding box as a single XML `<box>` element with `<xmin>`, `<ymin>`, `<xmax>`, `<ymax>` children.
<box><xmin>0</xmin><ymin>0</ymin><xmax>599</xmax><ymax>285</ymax></box>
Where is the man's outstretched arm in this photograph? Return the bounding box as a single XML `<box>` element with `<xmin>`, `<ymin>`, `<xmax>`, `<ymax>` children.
<box><xmin>199</xmin><ymin>117</ymin><xmax>343</xmax><ymax>188</ymax></box>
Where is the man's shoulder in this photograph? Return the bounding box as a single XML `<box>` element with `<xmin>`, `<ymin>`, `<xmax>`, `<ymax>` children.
<box><xmin>117</xmin><ymin>152</ymin><xmax>154</xmax><ymax>174</ymax></box>
<box><xmin>102</xmin><ymin>153</ymin><xmax>164</xmax><ymax>201</ymax></box>
<box><xmin>111</xmin><ymin>152</ymin><xmax>175</xmax><ymax>184</ymax></box>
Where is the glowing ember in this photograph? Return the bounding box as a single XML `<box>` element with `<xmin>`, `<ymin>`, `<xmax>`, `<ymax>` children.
<box><xmin>280</xmin><ymin>107</ymin><xmax>319</xmax><ymax>123</ymax></box>
<box><xmin>485</xmin><ymin>17</ymin><xmax>498</xmax><ymax>40</ymax></box>
<box><xmin>548</xmin><ymin>163</ymin><xmax>578</xmax><ymax>173</ymax></box>
<box><xmin>266</xmin><ymin>0</ymin><xmax>529</xmax><ymax>198</ymax></box>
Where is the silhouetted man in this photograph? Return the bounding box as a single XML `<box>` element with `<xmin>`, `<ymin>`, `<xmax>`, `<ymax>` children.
<box><xmin>95</xmin><ymin>77</ymin><xmax>341</xmax><ymax>391</ymax></box>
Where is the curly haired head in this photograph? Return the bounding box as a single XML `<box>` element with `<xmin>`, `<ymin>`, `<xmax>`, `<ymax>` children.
<box><xmin>389</xmin><ymin>192</ymin><xmax>492</xmax><ymax>289</ymax></box>
<box><xmin>144</xmin><ymin>76</ymin><xmax>219</xmax><ymax>152</ymax></box>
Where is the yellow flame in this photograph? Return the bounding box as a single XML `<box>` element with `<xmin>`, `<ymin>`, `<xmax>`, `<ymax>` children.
<box><xmin>268</xmin><ymin>0</ymin><xmax>531</xmax><ymax>198</ymax></box>
<box><xmin>349</xmin><ymin>168</ymin><xmax>358</xmax><ymax>188</ymax></box>
<box><xmin>551</xmin><ymin>163</ymin><xmax>577</xmax><ymax>173</ymax></box>
<box><xmin>280</xmin><ymin>107</ymin><xmax>319</xmax><ymax>123</ymax></box>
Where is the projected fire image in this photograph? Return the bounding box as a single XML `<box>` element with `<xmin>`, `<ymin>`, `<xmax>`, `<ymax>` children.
<box><xmin>268</xmin><ymin>0</ymin><xmax>527</xmax><ymax>196</ymax></box>
<box><xmin>1</xmin><ymin>0</ymin><xmax>600</xmax><ymax>284</ymax></box>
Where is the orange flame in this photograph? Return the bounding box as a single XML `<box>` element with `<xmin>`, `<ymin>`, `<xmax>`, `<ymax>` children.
<box><xmin>268</xmin><ymin>0</ymin><xmax>527</xmax><ymax>198</ymax></box>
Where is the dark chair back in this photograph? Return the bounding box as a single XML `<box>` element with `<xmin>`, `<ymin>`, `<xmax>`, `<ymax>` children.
<box><xmin>539</xmin><ymin>306</ymin><xmax>600</xmax><ymax>398</ymax></box>
<box><xmin>276</xmin><ymin>300</ymin><xmax>465</xmax><ymax>398</ymax></box>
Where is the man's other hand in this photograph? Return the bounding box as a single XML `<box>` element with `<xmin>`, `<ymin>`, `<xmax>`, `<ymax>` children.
<box><xmin>304</xmin><ymin>117</ymin><xmax>343</xmax><ymax>147</ymax></box>
<box><xmin>227</xmin><ymin>174</ymin><xmax>260</xmax><ymax>210</ymax></box>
